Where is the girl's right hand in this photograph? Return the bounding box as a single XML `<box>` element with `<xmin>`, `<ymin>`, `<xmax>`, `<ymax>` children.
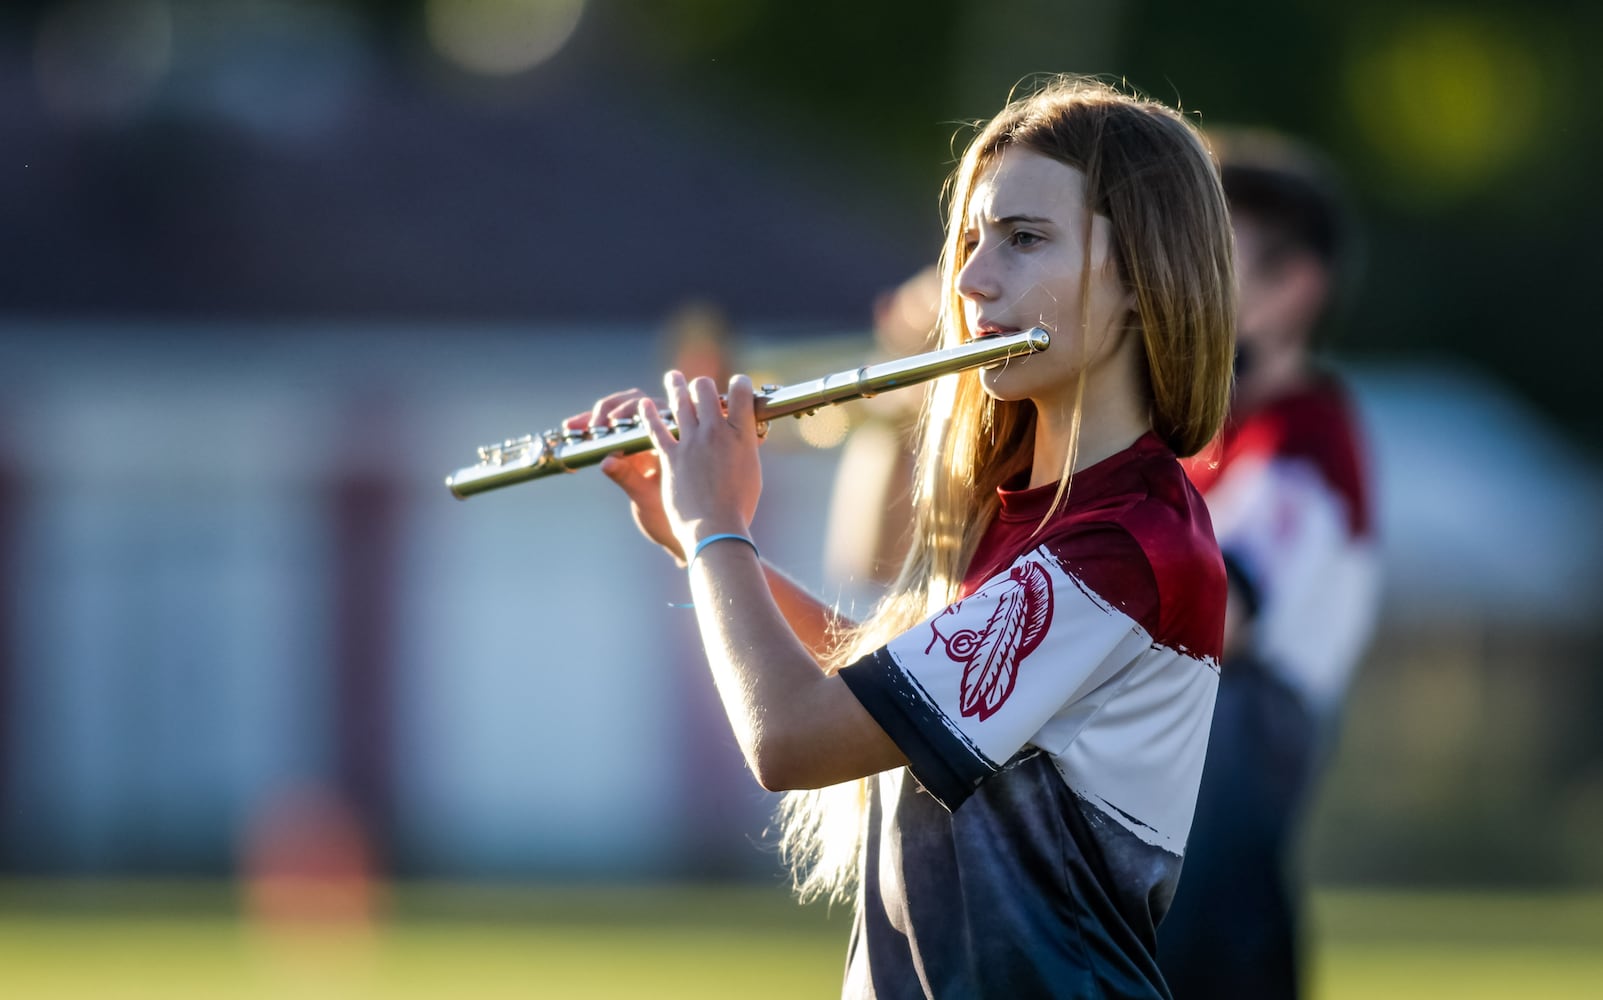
<box><xmin>563</xmin><ymin>389</ymin><xmax>687</xmax><ymax>565</ymax></box>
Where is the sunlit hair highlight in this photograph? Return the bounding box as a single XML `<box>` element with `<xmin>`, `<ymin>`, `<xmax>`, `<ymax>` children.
<box><xmin>777</xmin><ymin>74</ymin><xmax>1235</xmax><ymax>904</ymax></box>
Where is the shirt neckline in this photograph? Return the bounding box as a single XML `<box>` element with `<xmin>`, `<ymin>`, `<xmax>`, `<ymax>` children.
<box><xmin>995</xmin><ymin>431</ymin><xmax>1166</xmax><ymax>523</ymax></box>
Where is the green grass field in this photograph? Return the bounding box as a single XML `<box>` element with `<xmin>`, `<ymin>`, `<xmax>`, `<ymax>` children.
<box><xmin>1</xmin><ymin>882</ymin><xmax>1599</xmax><ymax>998</ymax></box>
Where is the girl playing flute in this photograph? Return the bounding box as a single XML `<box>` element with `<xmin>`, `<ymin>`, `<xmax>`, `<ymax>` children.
<box><xmin>576</xmin><ymin>74</ymin><xmax>1235</xmax><ymax>998</ymax></box>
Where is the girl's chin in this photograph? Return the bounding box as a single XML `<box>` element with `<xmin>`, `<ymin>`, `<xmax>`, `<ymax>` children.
<box><xmin>979</xmin><ymin>367</ymin><xmax>1035</xmax><ymax>401</ymax></box>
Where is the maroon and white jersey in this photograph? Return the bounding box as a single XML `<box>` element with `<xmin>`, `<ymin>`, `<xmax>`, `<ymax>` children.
<box><xmin>838</xmin><ymin>432</ymin><xmax>1224</xmax><ymax>998</ymax></box>
<box><xmin>1183</xmin><ymin>377</ymin><xmax>1379</xmax><ymax>716</ymax></box>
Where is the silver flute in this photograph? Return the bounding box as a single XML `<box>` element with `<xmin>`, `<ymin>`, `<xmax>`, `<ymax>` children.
<box><xmin>445</xmin><ymin>327</ymin><xmax>1050</xmax><ymax>499</ymax></box>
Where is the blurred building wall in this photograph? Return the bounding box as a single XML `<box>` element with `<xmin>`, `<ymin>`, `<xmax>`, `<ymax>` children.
<box><xmin>0</xmin><ymin>322</ymin><xmax>849</xmax><ymax>879</ymax></box>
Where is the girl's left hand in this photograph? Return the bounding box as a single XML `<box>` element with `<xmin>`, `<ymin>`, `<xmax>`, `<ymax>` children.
<box><xmin>639</xmin><ymin>371</ymin><xmax>764</xmax><ymax>552</ymax></box>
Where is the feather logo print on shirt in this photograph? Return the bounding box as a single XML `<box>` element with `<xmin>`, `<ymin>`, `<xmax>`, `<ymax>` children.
<box><xmin>925</xmin><ymin>561</ymin><xmax>1054</xmax><ymax>721</ymax></box>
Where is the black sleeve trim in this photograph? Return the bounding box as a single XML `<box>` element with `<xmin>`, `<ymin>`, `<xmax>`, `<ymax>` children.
<box><xmin>839</xmin><ymin>648</ymin><xmax>997</xmax><ymax>812</ymax></box>
<box><xmin>1221</xmin><ymin>549</ymin><xmax>1261</xmax><ymax>622</ymax></box>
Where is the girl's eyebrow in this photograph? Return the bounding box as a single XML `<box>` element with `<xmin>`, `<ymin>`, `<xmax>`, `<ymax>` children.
<box><xmin>971</xmin><ymin>213</ymin><xmax>1056</xmax><ymax>227</ymax></box>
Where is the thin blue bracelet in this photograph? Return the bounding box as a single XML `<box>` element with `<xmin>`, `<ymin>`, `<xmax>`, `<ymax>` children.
<box><xmin>687</xmin><ymin>533</ymin><xmax>759</xmax><ymax>570</ymax></box>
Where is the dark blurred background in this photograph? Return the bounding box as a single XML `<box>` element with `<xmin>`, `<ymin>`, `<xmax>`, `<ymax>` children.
<box><xmin>1</xmin><ymin>0</ymin><xmax>1600</xmax><ymax>893</ymax></box>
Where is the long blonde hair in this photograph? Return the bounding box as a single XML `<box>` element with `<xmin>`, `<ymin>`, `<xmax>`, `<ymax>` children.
<box><xmin>778</xmin><ymin>75</ymin><xmax>1236</xmax><ymax>904</ymax></box>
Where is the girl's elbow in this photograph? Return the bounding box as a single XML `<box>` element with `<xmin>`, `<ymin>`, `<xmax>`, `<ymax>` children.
<box><xmin>747</xmin><ymin>728</ymin><xmax>818</xmax><ymax>792</ymax></box>
<box><xmin>752</xmin><ymin>766</ymin><xmax>795</xmax><ymax>794</ymax></box>
<box><xmin>748</xmin><ymin>749</ymin><xmax>803</xmax><ymax>793</ymax></box>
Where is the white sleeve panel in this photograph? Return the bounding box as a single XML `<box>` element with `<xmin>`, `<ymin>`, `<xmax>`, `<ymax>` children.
<box><xmin>875</xmin><ymin>547</ymin><xmax>1148</xmax><ymax>771</ymax></box>
<box><xmin>847</xmin><ymin>545</ymin><xmax>1219</xmax><ymax>848</ymax></box>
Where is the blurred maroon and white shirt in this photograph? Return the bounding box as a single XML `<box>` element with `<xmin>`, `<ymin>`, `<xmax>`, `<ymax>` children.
<box><xmin>1183</xmin><ymin>376</ymin><xmax>1380</xmax><ymax>717</ymax></box>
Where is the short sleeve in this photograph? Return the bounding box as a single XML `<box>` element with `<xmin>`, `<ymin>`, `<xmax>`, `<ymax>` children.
<box><xmin>1204</xmin><ymin>454</ymin><xmax>1380</xmax><ymax>711</ymax></box>
<box><xmin>839</xmin><ymin>532</ymin><xmax>1158</xmax><ymax>811</ymax></box>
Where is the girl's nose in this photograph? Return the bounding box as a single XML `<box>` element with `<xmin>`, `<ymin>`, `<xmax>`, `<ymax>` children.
<box><xmin>956</xmin><ymin>244</ymin><xmax>998</xmax><ymax>302</ymax></box>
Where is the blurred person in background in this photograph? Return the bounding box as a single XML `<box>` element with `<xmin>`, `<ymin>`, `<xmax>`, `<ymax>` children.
<box><xmin>821</xmin><ymin>264</ymin><xmax>939</xmax><ymax>597</ymax></box>
<box><xmin>662</xmin><ymin>298</ymin><xmax>741</xmax><ymax>384</ymax></box>
<box><xmin>1156</xmin><ymin>130</ymin><xmax>1380</xmax><ymax>1000</ymax></box>
<box><xmin>573</xmin><ymin>76</ymin><xmax>1237</xmax><ymax>998</ymax></box>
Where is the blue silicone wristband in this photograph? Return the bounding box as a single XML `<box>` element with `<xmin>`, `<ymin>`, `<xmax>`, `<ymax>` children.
<box><xmin>687</xmin><ymin>533</ymin><xmax>759</xmax><ymax>570</ymax></box>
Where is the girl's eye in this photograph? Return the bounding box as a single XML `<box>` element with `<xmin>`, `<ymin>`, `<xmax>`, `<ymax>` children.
<box><xmin>1009</xmin><ymin>231</ymin><xmax>1043</xmax><ymax>248</ymax></box>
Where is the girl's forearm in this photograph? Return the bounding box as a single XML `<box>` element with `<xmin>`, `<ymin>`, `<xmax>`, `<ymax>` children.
<box><xmin>690</xmin><ymin>542</ymin><xmax>901</xmax><ymax>790</ymax></box>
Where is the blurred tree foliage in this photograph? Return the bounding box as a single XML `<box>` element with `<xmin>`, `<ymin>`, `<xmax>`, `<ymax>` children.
<box><xmin>603</xmin><ymin>0</ymin><xmax>1602</xmax><ymax>447</ymax></box>
<box><xmin>4</xmin><ymin>0</ymin><xmax>1597</xmax><ymax>444</ymax></box>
